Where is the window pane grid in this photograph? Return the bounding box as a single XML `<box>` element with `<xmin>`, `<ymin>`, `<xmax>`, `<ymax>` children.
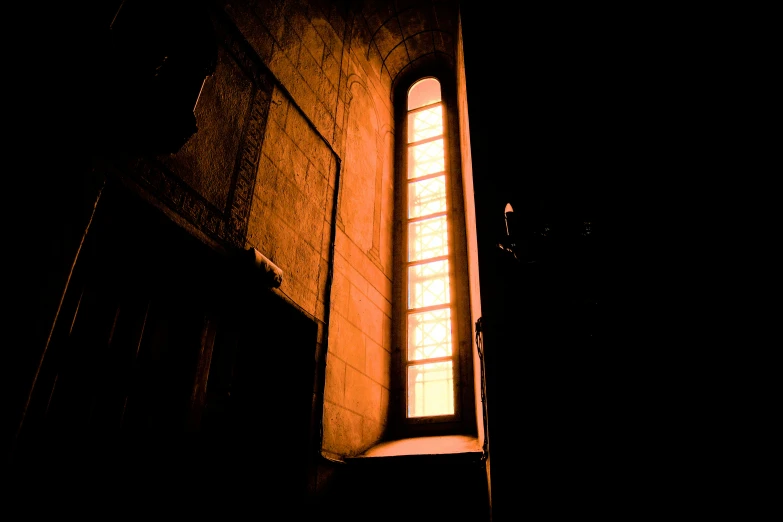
<box><xmin>407</xmin><ymin>307</ymin><xmax>453</xmax><ymax>361</ymax></box>
<box><xmin>406</xmin><ymin>171</ymin><xmax>446</xmax><ymax>182</ymax></box>
<box><xmin>407</xmin><ymin>100</ymin><xmax>442</xmax><ymax>115</ymax></box>
<box><xmin>408</xmin><ymin>175</ymin><xmax>447</xmax><ymax>219</ymax></box>
<box><xmin>407</xmin><ymin>254</ymin><xmax>449</xmax><ymax>268</ymax></box>
<box><xmin>404</xmin><ymin>77</ymin><xmax>455</xmax><ymax>419</ymax></box>
<box><xmin>408</xmin><ymin>361</ymin><xmax>454</xmax><ymax>417</ymax></box>
<box><xmin>407</xmin><ymin>139</ymin><xmax>445</xmax><ymax>179</ymax></box>
<box><xmin>408</xmin><ymin>210</ymin><xmax>447</xmax><ymax>223</ymax></box>
<box><xmin>408</xmin><ymin>135</ymin><xmax>444</xmax><ymax>148</ymax></box>
<box><xmin>406</xmin><ymin>303</ymin><xmax>454</xmax><ymax>315</ymax></box>
<box><xmin>408</xmin><ymin>215</ymin><xmax>449</xmax><ymax>262</ymax></box>
<box><xmin>408</xmin><ymin>260</ymin><xmax>451</xmax><ymax>309</ymax></box>
<box><xmin>408</xmin><ymin>104</ymin><xmax>443</xmax><ymax>143</ymax></box>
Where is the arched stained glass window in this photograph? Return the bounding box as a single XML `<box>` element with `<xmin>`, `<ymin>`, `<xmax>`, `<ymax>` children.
<box><xmin>404</xmin><ymin>78</ymin><xmax>455</xmax><ymax>418</ymax></box>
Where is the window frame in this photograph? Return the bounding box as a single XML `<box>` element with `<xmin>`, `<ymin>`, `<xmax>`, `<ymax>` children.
<box><xmin>391</xmin><ymin>67</ymin><xmax>476</xmax><ymax>438</ymax></box>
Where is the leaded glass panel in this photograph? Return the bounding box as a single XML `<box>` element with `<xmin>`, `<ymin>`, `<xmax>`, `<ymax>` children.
<box><xmin>408</xmin><ymin>105</ymin><xmax>443</xmax><ymax>143</ymax></box>
<box><xmin>408</xmin><ymin>215</ymin><xmax>448</xmax><ymax>262</ymax></box>
<box><xmin>408</xmin><ymin>361</ymin><xmax>454</xmax><ymax>417</ymax></box>
<box><xmin>408</xmin><ymin>175</ymin><xmax>447</xmax><ymax>219</ymax></box>
<box><xmin>408</xmin><ymin>259</ymin><xmax>450</xmax><ymax>309</ymax></box>
<box><xmin>408</xmin><ymin>138</ymin><xmax>445</xmax><ymax>179</ymax></box>
<box><xmin>408</xmin><ymin>308</ymin><xmax>452</xmax><ymax>361</ymax></box>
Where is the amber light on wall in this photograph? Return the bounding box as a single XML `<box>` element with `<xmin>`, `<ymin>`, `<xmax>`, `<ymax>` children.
<box><xmin>405</xmin><ymin>78</ymin><xmax>455</xmax><ymax>418</ymax></box>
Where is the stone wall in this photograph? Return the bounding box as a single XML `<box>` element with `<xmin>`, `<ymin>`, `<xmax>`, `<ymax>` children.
<box><xmin>223</xmin><ymin>0</ymin><xmax>395</xmax><ymax>459</ymax></box>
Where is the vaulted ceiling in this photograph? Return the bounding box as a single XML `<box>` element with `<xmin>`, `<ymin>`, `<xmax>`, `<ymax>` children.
<box><xmin>355</xmin><ymin>0</ymin><xmax>460</xmax><ymax>88</ymax></box>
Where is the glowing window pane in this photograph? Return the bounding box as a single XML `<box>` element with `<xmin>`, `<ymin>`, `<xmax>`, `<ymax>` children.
<box><xmin>408</xmin><ymin>260</ymin><xmax>450</xmax><ymax>309</ymax></box>
<box><xmin>408</xmin><ymin>308</ymin><xmax>452</xmax><ymax>361</ymax></box>
<box><xmin>408</xmin><ymin>78</ymin><xmax>441</xmax><ymax>111</ymax></box>
<box><xmin>409</xmin><ymin>215</ymin><xmax>448</xmax><ymax>262</ymax></box>
<box><xmin>408</xmin><ymin>361</ymin><xmax>454</xmax><ymax>417</ymax></box>
<box><xmin>408</xmin><ymin>139</ymin><xmax>445</xmax><ymax>179</ymax></box>
<box><xmin>408</xmin><ymin>105</ymin><xmax>443</xmax><ymax>143</ymax></box>
<box><xmin>408</xmin><ymin>175</ymin><xmax>447</xmax><ymax>219</ymax></box>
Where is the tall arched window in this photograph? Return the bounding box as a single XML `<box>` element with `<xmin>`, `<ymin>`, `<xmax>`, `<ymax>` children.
<box><xmin>393</xmin><ymin>73</ymin><xmax>475</xmax><ymax>436</ymax></box>
<box><xmin>405</xmin><ymin>78</ymin><xmax>454</xmax><ymax>418</ymax></box>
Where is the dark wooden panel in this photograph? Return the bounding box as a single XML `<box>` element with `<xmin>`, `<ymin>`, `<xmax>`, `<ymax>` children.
<box><xmin>12</xmin><ymin>183</ymin><xmax>319</xmax><ymax>515</ymax></box>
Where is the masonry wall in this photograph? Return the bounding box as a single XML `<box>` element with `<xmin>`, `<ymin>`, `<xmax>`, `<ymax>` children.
<box><xmin>223</xmin><ymin>0</ymin><xmax>395</xmax><ymax>460</ymax></box>
<box><xmin>13</xmin><ymin>2</ymin><xmax>397</xmax><ymax>492</ymax></box>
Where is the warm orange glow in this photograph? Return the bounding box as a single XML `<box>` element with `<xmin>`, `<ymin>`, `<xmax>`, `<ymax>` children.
<box><xmin>408</xmin><ymin>308</ymin><xmax>452</xmax><ymax>361</ymax></box>
<box><xmin>408</xmin><ymin>105</ymin><xmax>443</xmax><ymax>143</ymax></box>
<box><xmin>407</xmin><ymin>139</ymin><xmax>445</xmax><ymax>179</ymax></box>
<box><xmin>407</xmin><ymin>77</ymin><xmax>442</xmax><ymax>111</ymax></box>
<box><xmin>405</xmin><ymin>76</ymin><xmax>455</xmax><ymax>418</ymax></box>
<box><xmin>408</xmin><ymin>361</ymin><xmax>454</xmax><ymax>417</ymax></box>
<box><xmin>408</xmin><ymin>176</ymin><xmax>447</xmax><ymax>219</ymax></box>
<box><xmin>408</xmin><ymin>260</ymin><xmax>450</xmax><ymax>309</ymax></box>
<box><xmin>408</xmin><ymin>215</ymin><xmax>449</xmax><ymax>261</ymax></box>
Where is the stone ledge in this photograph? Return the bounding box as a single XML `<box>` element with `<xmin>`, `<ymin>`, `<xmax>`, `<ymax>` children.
<box><xmin>349</xmin><ymin>435</ymin><xmax>482</xmax><ymax>459</ymax></box>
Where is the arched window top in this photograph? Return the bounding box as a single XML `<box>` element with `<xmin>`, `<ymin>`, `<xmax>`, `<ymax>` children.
<box><xmin>407</xmin><ymin>77</ymin><xmax>441</xmax><ymax>111</ymax></box>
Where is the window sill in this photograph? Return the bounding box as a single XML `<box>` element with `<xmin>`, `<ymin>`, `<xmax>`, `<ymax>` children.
<box><xmin>349</xmin><ymin>435</ymin><xmax>482</xmax><ymax>460</ymax></box>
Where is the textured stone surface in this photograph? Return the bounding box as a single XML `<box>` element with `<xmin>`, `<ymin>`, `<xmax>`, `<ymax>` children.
<box><xmin>322</xmin><ymin>400</ymin><xmax>363</xmax><ymax>456</ymax></box>
<box><xmin>324</xmin><ymin>353</ymin><xmax>346</xmax><ymax>406</ymax></box>
<box><xmin>329</xmin><ymin>311</ymin><xmax>365</xmax><ymax>371</ymax></box>
<box><xmin>345</xmin><ymin>366</ymin><xmax>382</xmax><ymax>420</ymax></box>
<box><xmin>340</xmin><ymin>83</ymin><xmax>378</xmax><ymax>253</ymax></box>
<box><xmin>222</xmin><ymin>0</ymin><xmax>401</xmax><ymax>460</ymax></box>
<box><xmin>365</xmin><ymin>337</ymin><xmax>390</xmax><ymax>388</ymax></box>
<box><xmin>162</xmin><ymin>47</ymin><xmax>253</xmax><ymax>210</ymax></box>
<box><xmin>20</xmin><ymin>1</ymin><xmax>489</xmax><ymax>515</ymax></box>
<box><xmin>361</xmin><ymin>417</ymin><xmax>385</xmax><ymax>450</ymax></box>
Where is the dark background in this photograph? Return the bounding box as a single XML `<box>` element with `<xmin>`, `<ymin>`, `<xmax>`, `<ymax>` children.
<box><xmin>459</xmin><ymin>4</ymin><xmax>727</xmax><ymax>516</ymax></box>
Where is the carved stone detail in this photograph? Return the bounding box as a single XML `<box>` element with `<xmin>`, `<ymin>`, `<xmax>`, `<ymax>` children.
<box><xmin>114</xmin><ymin>13</ymin><xmax>275</xmax><ymax>248</ymax></box>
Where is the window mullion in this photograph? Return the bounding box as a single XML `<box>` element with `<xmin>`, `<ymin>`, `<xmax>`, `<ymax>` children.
<box><xmin>408</xmin><ymin>133</ymin><xmax>444</xmax><ymax>147</ymax></box>
<box><xmin>406</xmin><ymin>171</ymin><xmax>447</xmax><ymax>183</ymax></box>
<box><xmin>408</xmin><ymin>100</ymin><xmax>442</xmax><ymax>116</ymax></box>
<box><xmin>407</xmin><ymin>210</ymin><xmax>448</xmax><ymax>224</ymax></box>
<box><xmin>406</xmin><ymin>254</ymin><xmax>449</xmax><ymax>267</ymax></box>
<box><xmin>406</xmin><ymin>303</ymin><xmax>452</xmax><ymax>315</ymax></box>
<box><xmin>407</xmin><ymin>355</ymin><xmax>454</xmax><ymax>366</ymax></box>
